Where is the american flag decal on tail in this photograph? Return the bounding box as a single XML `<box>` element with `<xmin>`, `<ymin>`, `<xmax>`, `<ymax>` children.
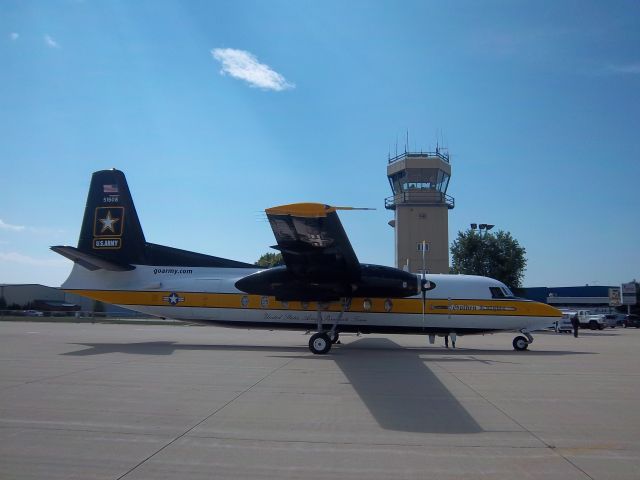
<box><xmin>103</xmin><ymin>184</ymin><xmax>119</xmax><ymax>193</ymax></box>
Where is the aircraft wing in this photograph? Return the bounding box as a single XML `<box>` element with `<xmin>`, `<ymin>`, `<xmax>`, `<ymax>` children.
<box><xmin>265</xmin><ymin>203</ymin><xmax>361</xmax><ymax>282</ymax></box>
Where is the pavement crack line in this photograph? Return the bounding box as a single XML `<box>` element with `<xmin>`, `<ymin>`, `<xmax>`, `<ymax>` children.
<box><xmin>433</xmin><ymin>361</ymin><xmax>596</xmax><ymax>480</ymax></box>
<box><xmin>0</xmin><ymin>358</ymin><xmax>145</xmax><ymax>395</ymax></box>
<box><xmin>114</xmin><ymin>354</ymin><xmax>303</xmax><ymax>480</ymax></box>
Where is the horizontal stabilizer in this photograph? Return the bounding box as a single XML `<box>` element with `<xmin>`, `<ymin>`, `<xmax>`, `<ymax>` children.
<box><xmin>51</xmin><ymin>246</ymin><xmax>134</xmax><ymax>271</ymax></box>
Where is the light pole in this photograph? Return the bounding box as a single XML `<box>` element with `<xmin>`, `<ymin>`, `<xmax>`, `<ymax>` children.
<box><xmin>470</xmin><ymin>223</ymin><xmax>495</xmax><ymax>235</ymax></box>
<box><xmin>469</xmin><ymin>223</ymin><xmax>495</xmax><ymax>278</ymax></box>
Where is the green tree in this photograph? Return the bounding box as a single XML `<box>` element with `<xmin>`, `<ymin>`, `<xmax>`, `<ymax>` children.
<box><xmin>450</xmin><ymin>229</ymin><xmax>527</xmax><ymax>288</ymax></box>
<box><xmin>255</xmin><ymin>252</ymin><xmax>284</xmax><ymax>268</ymax></box>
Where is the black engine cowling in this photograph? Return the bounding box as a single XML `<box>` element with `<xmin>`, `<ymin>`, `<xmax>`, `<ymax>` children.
<box><xmin>235</xmin><ymin>264</ymin><xmax>419</xmax><ymax>301</ymax></box>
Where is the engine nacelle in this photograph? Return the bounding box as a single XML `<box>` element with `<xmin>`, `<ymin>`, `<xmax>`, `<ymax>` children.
<box><xmin>235</xmin><ymin>264</ymin><xmax>420</xmax><ymax>301</ymax></box>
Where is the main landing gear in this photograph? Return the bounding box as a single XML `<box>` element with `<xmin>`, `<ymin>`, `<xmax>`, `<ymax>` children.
<box><xmin>309</xmin><ymin>332</ymin><xmax>332</xmax><ymax>355</ymax></box>
<box><xmin>513</xmin><ymin>330</ymin><xmax>534</xmax><ymax>351</ymax></box>
<box><xmin>308</xmin><ymin>299</ymin><xmax>347</xmax><ymax>355</ymax></box>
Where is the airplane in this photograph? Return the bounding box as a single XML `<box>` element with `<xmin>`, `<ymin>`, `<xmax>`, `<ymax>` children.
<box><xmin>52</xmin><ymin>169</ymin><xmax>561</xmax><ymax>355</ymax></box>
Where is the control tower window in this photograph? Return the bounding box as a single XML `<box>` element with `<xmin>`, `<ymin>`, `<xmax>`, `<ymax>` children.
<box><xmin>436</xmin><ymin>172</ymin><xmax>450</xmax><ymax>192</ymax></box>
<box><xmin>402</xmin><ymin>182</ymin><xmax>434</xmax><ymax>190</ymax></box>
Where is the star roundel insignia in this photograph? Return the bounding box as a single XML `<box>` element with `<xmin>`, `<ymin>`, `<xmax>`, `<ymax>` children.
<box><xmin>162</xmin><ymin>292</ymin><xmax>185</xmax><ymax>305</ymax></box>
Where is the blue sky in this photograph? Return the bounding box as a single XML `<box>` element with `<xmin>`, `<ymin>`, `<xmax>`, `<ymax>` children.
<box><xmin>1</xmin><ymin>0</ymin><xmax>638</xmax><ymax>287</ymax></box>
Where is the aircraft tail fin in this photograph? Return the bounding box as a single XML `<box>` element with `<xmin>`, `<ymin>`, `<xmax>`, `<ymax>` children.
<box><xmin>52</xmin><ymin>169</ymin><xmax>258</xmax><ymax>270</ymax></box>
<box><xmin>54</xmin><ymin>169</ymin><xmax>147</xmax><ymax>267</ymax></box>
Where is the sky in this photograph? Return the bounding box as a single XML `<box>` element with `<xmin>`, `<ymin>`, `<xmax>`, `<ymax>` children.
<box><xmin>1</xmin><ymin>0</ymin><xmax>639</xmax><ymax>288</ymax></box>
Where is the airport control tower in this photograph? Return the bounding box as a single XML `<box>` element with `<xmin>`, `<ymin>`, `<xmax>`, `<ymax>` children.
<box><xmin>385</xmin><ymin>149</ymin><xmax>454</xmax><ymax>274</ymax></box>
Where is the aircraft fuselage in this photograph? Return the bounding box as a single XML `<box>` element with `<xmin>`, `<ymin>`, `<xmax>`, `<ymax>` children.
<box><xmin>63</xmin><ymin>264</ymin><xmax>558</xmax><ymax>336</ymax></box>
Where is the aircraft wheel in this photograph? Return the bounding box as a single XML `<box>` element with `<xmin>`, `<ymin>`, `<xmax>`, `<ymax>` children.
<box><xmin>513</xmin><ymin>336</ymin><xmax>529</xmax><ymax>351</ymax></box>
<box><xmin>329</xmin><ymin>331</ymin><xmax>340</xmax><ymax>344</ymax></box>
<box><xmin>309</xmin><ymin>333</ymin><xmax>332</xmax><ymax>355</ymax></box>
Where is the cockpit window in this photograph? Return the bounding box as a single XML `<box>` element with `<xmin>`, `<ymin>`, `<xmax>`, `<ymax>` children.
<box><xmin>501</xmin><ymin>287</ymin><xmax>515</xmax><ymax>298</ymax></box>
<box><xmin>490</xmin><ymin>287</ymin><xmax>505</xmax><ymax>298</ymax></box>
<box><xmin>490</xmin><ymin>286</ymin><xmax>515</xmax><ymax>299</ymax></box>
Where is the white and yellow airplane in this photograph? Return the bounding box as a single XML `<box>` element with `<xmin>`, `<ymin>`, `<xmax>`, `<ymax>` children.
<box><xmin>52</xmin><ymin>169</ymin><xmax>561</xmax><ymax>354</ymax></box>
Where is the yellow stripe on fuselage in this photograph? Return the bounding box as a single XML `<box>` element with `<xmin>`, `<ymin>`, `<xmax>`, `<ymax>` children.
<box><xmin>66</xmin><ymin>289</ymin><xmax>561</xmax><ymax>317</ymax></box>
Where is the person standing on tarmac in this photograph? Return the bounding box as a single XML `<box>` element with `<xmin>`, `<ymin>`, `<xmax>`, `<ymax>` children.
<box><xmin>444</xmin><ymin>333</ymin><xmax>457</xmax><ymax>348</ymax></box>
<box><xmin>571</xmin><ymin>314</ymin><xmax>580</xmax><ymax>338</ymax></box>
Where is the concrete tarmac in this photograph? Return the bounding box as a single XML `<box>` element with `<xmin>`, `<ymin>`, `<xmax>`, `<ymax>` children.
<box><xmin>1</xmin><ymin>321</ymin><xmax>639</xmax><ymax>479</ymax></box>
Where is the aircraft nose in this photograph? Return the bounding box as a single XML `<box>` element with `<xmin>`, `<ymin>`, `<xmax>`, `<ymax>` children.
<box><xmin>543</xmin><ymin>303</ymin><xmax>563</xmax><ymax>318</ymax></box>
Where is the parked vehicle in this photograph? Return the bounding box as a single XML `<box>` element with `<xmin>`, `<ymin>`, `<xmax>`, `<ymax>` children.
<box><xmin>560</xmin><ymin>309</ymin><xmax>605</xmax><ymax>330</ymax></box>
<box><xmin>24</xmin><ymin>310</ymin><xmax>43</xmax><ymax>317</ymax></box>
<box><xmin>624</xmin><ymin>314</ymin><xmax>640</xmax><ymax>328</ymax></box>
<box><xmin>553</xmin><ymin>313</ymin><xmax>574</xmax><ymax>333</ymax></box>
<box><xmin>586</xmin><ymin>314</ymin><xmax>607</xmax><ymax>330</ymax></box>
<box><xmin>603</xmin><ymin>314</ymin><xmax>618</xmax><ymax>328</ymax></box>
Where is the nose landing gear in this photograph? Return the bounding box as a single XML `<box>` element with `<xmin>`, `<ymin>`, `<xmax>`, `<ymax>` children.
<box><xmin>513</xmin><ymin>336</ymin><xmax>529</xmax><ymax>351</ymax></box>
<box><xmin>513</xmin><ymin>330</ymin><xmax>534</xmax><ymax>351</ymax></box>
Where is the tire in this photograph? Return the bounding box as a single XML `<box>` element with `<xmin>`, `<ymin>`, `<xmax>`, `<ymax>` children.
<box><xmin>328</xmin><ymin>331</ymin><xmax>340</xmax><ymax>344</ymax></box>
<box><xmin>597</xmin><ymin>324</ymin><xmax>604</xmax><ymax>330</ymax></box>
<box><xmin>309</xmin><ymin>333</ymin><xmax>332</xmax><ymax>355</ymax></box>
<box><xmin>513</xmin><ymin>336</ymin><xmax>529</xmax><ymax>351</ymax></box>
<box><xmin>589</xmin><ymin>320</ymin><xmax>598</xmax><ymax>330</ymax></box>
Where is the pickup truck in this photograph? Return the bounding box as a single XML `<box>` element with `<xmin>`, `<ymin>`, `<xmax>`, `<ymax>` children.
<box><xmin>585</xmin><ymin>314</ymin><xmax>607</xmax><ymax>330</ymax></box>
<box><xmin>561</xmin><ymin>310</ymin><xmax>606</xmax><ymax>330</ymax></box>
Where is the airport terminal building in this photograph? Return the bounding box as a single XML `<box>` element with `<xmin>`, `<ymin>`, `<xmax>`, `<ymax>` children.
<box><xmin>516</xmin><ymin>285</ymin><xmax>620</xmax><ymax>312</ymax></box>
<box><xmin>0</xmin><ymin>284</ymin><xmax>135</xmax><ymax>316</ymax></box>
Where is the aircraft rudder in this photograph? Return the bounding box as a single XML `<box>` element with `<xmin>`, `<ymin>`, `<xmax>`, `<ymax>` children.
<box><xmin>76</xmin><ymin>169</ymin><xmax>146</xmax><ymax>264</ymax></box>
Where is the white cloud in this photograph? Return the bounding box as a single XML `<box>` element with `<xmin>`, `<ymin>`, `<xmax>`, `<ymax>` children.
<box><xmin>0</xmin><ymin>251</ymin><xmax>66</xmax><ymax>267</ymax></box>
<box><xmin>44</xmin><ymin>34</ymin><xmax>60</xmax><ymax>48</ymax></box>
<box><xmin>28</xmin><ymin>226</ymin><xmax>66</xmax><ymax>235</ymax></box>
<box><xmin>9</xmin><ymin>32</ymin><xmax>19</xmax><ymax>41</ymax></box>
<box><xmin>606</xmin><ymin>63</ymin><xmax>640</xmax><ymax>74</ymax></box>
<box><xmin>211</xmin><ymin>48</ymin><xmax>294</xmax><ymax>91</ymax></box>
<box><xmin>0</xmin><ymin>219</ymin><xmax>65</xmax><ymax>236</ymax></box>
<box><xmin>0</xmin><ymin>219</ymin><xmax>25</xmax><ymax>232</ymax></box>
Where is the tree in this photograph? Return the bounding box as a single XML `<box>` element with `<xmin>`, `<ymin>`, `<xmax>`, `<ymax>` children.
<box><xmin>450</xmin><ymin>229</ymin><xmax>527</xmax><ymax>288</ymax></box>
<box><xmin>255</xmin><ymin>252</ymin><xmax>284</xmax><ymax>268</ymax></box>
